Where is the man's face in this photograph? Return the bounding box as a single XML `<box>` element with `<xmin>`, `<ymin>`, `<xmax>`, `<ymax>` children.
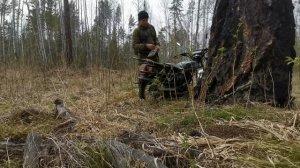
<box><xmin>140</xmin><ymin>18</ymin><xmax>149</xmax><ymax>27</ymax></box>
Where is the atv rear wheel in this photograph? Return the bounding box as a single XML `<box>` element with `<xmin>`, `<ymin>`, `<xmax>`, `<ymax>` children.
<box><xmin>138</xmin><ymin>80</ymin><xmax>147</xmax><ymax>99</ymax></box>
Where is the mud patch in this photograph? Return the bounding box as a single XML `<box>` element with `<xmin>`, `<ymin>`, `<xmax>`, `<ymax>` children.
<box><xmin>9</xmin><ymin>108</ymin><xmax>52</xmax><ymax>124</ymax></box>
<box><xmin>205</xmin><ymin>125</ymin><xmax>255</xmax><ymax>139</ymax></box>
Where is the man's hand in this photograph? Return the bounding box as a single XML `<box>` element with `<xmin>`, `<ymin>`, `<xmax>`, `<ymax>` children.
<box><xmin>155</xmin><ymin>45</ymin><xmax>160</xmax><ymax>51</ymax></box>
<box><xmin>146</xmin><ymin>44</ymin><xmax>156</xmax><ymax>50</ymax></box>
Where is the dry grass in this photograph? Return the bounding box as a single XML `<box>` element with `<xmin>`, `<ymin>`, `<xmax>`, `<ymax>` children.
<box><xmin>293</xmin><ymin>69</ymin><xmax>300</xmax><ymax>107</ymax></box>
<box><xmin>0</xmin><ymin>66</ymin><xmax>163</xmax><ymax>141</ymax></box>
<box><xmin>0</xmin><ymin>66</ymin><xmax>300</xmax><ymax>167</ymax></box>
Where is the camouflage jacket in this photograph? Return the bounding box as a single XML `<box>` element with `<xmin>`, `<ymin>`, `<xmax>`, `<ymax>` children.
<box><xmin>132</xmin><ymin>24</ymin><xmax>160</xmax><ymax>58</ymax></box>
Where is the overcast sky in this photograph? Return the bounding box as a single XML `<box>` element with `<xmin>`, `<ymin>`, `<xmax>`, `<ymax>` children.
<box><xmin>85</xmin><ymin>0</ymin><xmax>190</xmax><ymax>31</ymax></box>
<box><xmin>5</xmin><ymin>0</ymin><xmax>192</xmax><ymax>34</ymax></box>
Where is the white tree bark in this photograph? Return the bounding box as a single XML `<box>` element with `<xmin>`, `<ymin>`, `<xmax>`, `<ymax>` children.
<box><xmin>35</xmin><ymin>0</ymin><xmax>47</xmax><ymax>64</ymax></box>
<box><xmin>194</xmin><ymin>0</ymin><xmax>202</xmax><ymax>48</ymax></box>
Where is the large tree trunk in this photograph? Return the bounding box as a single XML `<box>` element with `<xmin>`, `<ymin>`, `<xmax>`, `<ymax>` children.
<box><xmin>200</xmin><ymin>0</ymin><xmax>296</xmax><ymax>107</ymax></box>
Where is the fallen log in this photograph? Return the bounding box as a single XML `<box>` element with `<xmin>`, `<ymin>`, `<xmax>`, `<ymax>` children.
<box><xmin>1</xmin><ymin>132</ymin><xmax>169</xmax><ymax>168</ymax></box>
<box><xmin>107</xmin><ymin>139</ymin><xmax>168</xmax><ymax>168</ymax></box>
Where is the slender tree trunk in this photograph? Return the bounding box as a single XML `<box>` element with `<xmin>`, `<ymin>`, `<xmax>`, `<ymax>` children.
<box><xmin>201</xmin><ymin>0</ymin><xmax>207</xmax><ymax>47</ymax></box>
<box><xmin>12</xmin><ymin>0</ymin><xmax>16</xmax><ymax>59</ymax></box>
<box><xmin>73</xmin><ymin>0</ymin><xmax>78</xmax><ymax>61</ymax></box>
<box><xmin>162</xmin><ymin>1</ymin><xmax>170</xmax><ymax>57</ymax></box>
<box><xmin>59</xmin><ymin>0</ymin><xmax>65</xmax><ymax>62</ymax></box>
<box><xmin>0</xmin><ymin>3</ymin><xmax>4</xmax><ymax>61</ymax></box>
<box><xmin>79</xmin><ymin>0</ymin><xmax>84</xmax><ymax>64</ymax></box>
<box><xmin>194</xmin><ymin>0</ymin><xmax>201</xmax><ymax>48</ymax></box>
<box><xmin>20</xmin><ymin>0</ymin><xmax>25</xmax><ymax>63</ymax></box>
<box><xmin>35</xmin><ymin>0</ymin><xmax>47</xmax><ymax>65</ymax></box>
<box><xmin>25</xmin><ymin>0</ymin><xmax>33</xmax><ymax>64</ymax></box>
<box><xmin>89</xmin><ymin>1</ymin><xmax>93</xmax><ymax>66</ymax></box>
<box><xmin>298</xmin><ymin>5</ymin><xmax>300</xmax><ymax>38</ymax></box>
<box><xmin>83</xmin><ymin>0</ymin><xmax>91</xmax><ymax>65</ymax></box>
<box><xmin>173</xmin><ymin>11</ymin><xmax>177</xmax><ymax>55</ymax></box>
<box><xmin>189</xmin><ymin>0</ymin><xmax>194</xmax><ymax>48</ymax></box>
<box><xmin>96</xmin><ymin>0</ymin><xmax>99</xmax><ymax>65</ymax></box>
<box><xmin>41</xmin><ymin>1</ymin><xmax>52</xmax><ymax>65</ymax></box>
<box><xmin>17</xmin><ymin>0</ymin><xmax>22</xmax><ymax>61</ymax></box>
<box><xmin>64</xmin><ymin>0</ymin><xmax>73</xmax><ymax>65</ymax></box>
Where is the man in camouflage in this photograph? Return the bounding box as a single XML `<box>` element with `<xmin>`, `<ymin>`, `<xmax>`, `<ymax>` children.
<box><xmin>132</xmin><ymin>11</ymin><xmax>160</xmax><ymax>62</ymax></box>
<box><xmin>133</xmin><ymin>11</ymin><xmax>160</xmax><ymax>99</ymax></box>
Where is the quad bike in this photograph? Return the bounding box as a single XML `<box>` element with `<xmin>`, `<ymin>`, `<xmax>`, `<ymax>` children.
<box><xmin>136</xmin><ymin>47</ymin><xmax>208</xmax><ymax>100</ymax></box>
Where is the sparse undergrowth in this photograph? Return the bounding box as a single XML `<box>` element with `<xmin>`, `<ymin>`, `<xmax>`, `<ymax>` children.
<box><xmin>0</xmin><ymin>66</ymin><xmax>299</xmax><ymax>167</ymax></box>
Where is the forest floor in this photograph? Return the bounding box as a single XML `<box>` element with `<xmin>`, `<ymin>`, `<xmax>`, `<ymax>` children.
<box><xmin>0</xmin><ymin>66</ymin><xmax>299</xmax><ymax>168</ymax></box>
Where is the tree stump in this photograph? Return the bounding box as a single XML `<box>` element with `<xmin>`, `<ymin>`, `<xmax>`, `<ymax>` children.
<box><xmin>23</xmin><ymin>133</ymin><xmax>42</xmax><ymax>168</ymax></box>
<box><xmin>200</xmin><ymin>0</ymin><xmax>296</xmax><ymax>106</ymax></box>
